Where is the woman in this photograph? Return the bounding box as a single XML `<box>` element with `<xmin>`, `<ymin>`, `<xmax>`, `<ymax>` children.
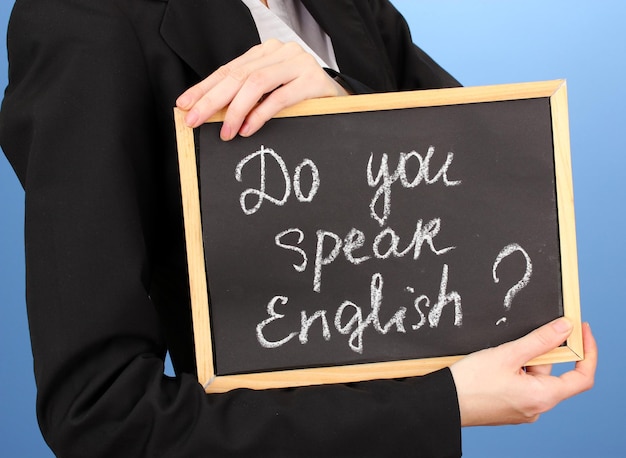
<box><xmin>0</xmin><ymin>1</ymin><xmax>595</xmax><ymax>456</ymax></box>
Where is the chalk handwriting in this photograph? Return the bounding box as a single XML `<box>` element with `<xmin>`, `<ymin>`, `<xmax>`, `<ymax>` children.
<box><xmin>235</xmin><ymin>146</ymin><xmax>320</xmax><ymax>215</ymax></box>
<box><xmin>275</xmin><ymin>219</ymin><xmax>455</xmax><ymax>293</ymax></box>
<box><xmin>492</xmin><ymin>243</ymin><xmax>533</xmax><ymax>310</ymax></box>
<box><xmin>239</xmin><ymin>144</ymin><xmax>472</xmax><ymax>356</ymax></box>
<box><xmin>367</xmin><ymin>147</ymin><xmax>461</xmax><ymax>226</ymax></box>
<box><xmin>335</xmin><ymin>273</ymin><xmax>407</xmax><ymax>353</ymax></box>
<box><xmin>427</xmin><ymin>264</ymin><xmax>463</xmax><ymax>327</ymax></box>
<box><xmin>256</xmin><ymin>268</ymin><xmax>462</xmax><ymax>354</ymax></box>
<box><xmin>275</xmin><ymin>228</ymin><xmax>307</xmax><ymax>272</ymax></box>
<box><xmin>293</xmin><ymin>159</ymin><xmax>320</xmax><ymax>202</ymax></box>
<box><xmin>256</xmin><ymin>296</ymin><xmax>298</xmax><ymax>349</ymax></box>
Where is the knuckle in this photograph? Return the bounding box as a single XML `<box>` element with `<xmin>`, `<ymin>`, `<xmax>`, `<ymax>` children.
<box><xmin>216</xmin><ymin>64</ymin><xmax>248</xmax><ymax>83</ymax></box>
<box><xmin>249</xmin><ymin>42</ymin><xmax>265</xmax><ymax>52</ymax></box>
<box><xmin>512</xmin><ymin>390</ymin><xmax>554</xmax><ymax>424</ymax></box>
<box><xmin>262</xmin><ymin>38</ymin><xmax>283</xmax><ymax>52</ymax></box>
<box><xmin>227</xmin><ymin>66</ymin><xmax>249</xmax><ymax>83</ymax></box>
<box><xmin>245</xmin><ymin>69</ymin><xmax>267</xmax><ymax>88</ymax></box>
<box><xmin>297</xmin><ymin>50</ymin><xmax>318</xmax><ymax>68</ymax></box>
<box><xmin>516</xmin><ymin>406</ymin><xmax>542</xmax><ymax>424</ymax></box>
<box><xmin>533</xmin><ymin>328</ymin><xmax>554</xmax><ymax>349</ymax></box>
<box><xmin>526</xmin><ymin>413</ymin><xmax>541</xmax><ymax>424</ymax></box>
<box><xmin>283</xmin><ymin>41</ymin><xmax>304</xmax><ymax>54</ymax></box>
<box><xmin>525</xmin><ymin>393</ymin><xmax>555</xmax><ymax>417</ymax></box>
<box><xmin>582</xmin><ymin>374</ymin><xmax>595</xmax><ymax>392</ymax></box>
<box><xmin>215</xmin><ymin>64</ymin><xmax>232</xmax><ymax>80</ymax></box>
<box><xmin>196</xmin><ymin>94</ymin><xmax>217</xmax><ymax>113</ymax></box>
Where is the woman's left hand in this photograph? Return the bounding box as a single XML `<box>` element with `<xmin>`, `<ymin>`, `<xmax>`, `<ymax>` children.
<box><xmin>176</xmin><ymin>39</ymin><xmax>348</xmax><ymax>140</ymax></box>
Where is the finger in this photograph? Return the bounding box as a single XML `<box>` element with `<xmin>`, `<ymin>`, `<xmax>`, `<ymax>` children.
<box><xmin>176</xmin><ymin>41</ymin><xmax>278</xmax><ymax>110</ymax></box>
<box><xmin>188</xmin><ymin>43</ymin><xmax>309</xmax><ymax>130</ymax></box>
<box><xmin>180</xmin><ymin>62</ymin><xmax>267</xmax><ymax>129</ymax></box>
<box><xmin>218</xmin><ymin>42</ymin><xmax>316</xmax><ymax>128</ymax></box>
<box><xmin>177</xmin><ymin>41</ymin><xmax>288</xmax><ymax>127</ymax></box>
<box><xmin>555</xmin><ymin>322</ymin><xmax>597</xmax><ymax>397</ymax></box>
<box><xmin>502</xmin><ymin>317</ymin><xmax>573</xmax><ymax>368</ymax></box>
<box><xmin>220</xmin><ymin>59</ymin><xmax>305</xmax><ymax>139</ymax></box>
<box><xmin>235</xmin><ymin>60</ymin><xmax>341</xmax><ymax>138</ymax></box>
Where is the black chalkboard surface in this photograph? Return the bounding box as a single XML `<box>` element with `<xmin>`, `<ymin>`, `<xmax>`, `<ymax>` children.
<box><xmin>175</xmin><ymin>80</ymin><xmax>583</xmax><ymax>393</ymax></box>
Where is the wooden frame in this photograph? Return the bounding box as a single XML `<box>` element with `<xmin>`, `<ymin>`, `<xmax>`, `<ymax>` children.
<box><xmin>175</xmin><ymin>80</ymin><xmax>582</xmax><ymax>393</ymax></box>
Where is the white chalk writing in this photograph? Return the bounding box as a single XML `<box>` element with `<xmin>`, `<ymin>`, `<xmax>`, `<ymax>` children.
<box><xmin>256</xmin><ymin>268</ymin><xmax>462</xmax><ymax>354</ymax></box>
<box><xmin>276</xmin><ymin>219</ymin><xmax>454</xmax><ymax>293</ymax></box>
<box><xmin>233</xmin><ymin>143</ymin><xmax>498</xmax><ymax>357</ymax></box>
<box><xmin>493</xmin><ymin>243</ymin><xmax>533</xmax><ymax>310</ymax></box>
<box><xmin>367</xmin><ymin>147</ymin><xmax>461</xmax><ymax>226</ymax></box>
<box><xmin>235</xmin><ymin>146</ymin><xmax>319</xmax><ymax>215</ymax></box>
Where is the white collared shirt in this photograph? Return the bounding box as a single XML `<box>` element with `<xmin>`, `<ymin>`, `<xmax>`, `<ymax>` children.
<box><xmin>240</xmin><ymin>0</ymin><xmax>339</xmax><ymax>71</ymax></box>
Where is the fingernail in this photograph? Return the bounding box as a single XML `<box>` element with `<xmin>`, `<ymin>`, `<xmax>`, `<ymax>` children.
<box><xmin>177</xmin><ymin>94</ymin><xmax>191</xmax><ymax>109</ymax></box>
<box><xmin>552</xmin><ymin>317</ymin><xmax>572</xmax><ymax>333</ymax></box>
<box><xmin>239</xmin><ymin>120</ymin><xmax>251</xmax><ymax>137</ymax></box>
<box><xmin>185</xmin><ymin>111</ymin><xmax>199</xmax><ymax>128</ymax></box>
<box><xmin>220</xmin><ymin>123</ymin><xmax>232</xmax><ymax>141</ymax></box>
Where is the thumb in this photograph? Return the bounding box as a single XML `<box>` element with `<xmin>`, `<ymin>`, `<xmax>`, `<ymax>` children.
<box><xmin>505</xmin><ymin>317</ymin><xmax>573</xmax><ymax>366</ymax></box>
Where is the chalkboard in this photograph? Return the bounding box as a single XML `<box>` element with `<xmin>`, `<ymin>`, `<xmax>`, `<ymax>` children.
<box><xmin>174</xmin><ymin>80</ymin><xmax>583</xmax><ymax>393</ymax></box>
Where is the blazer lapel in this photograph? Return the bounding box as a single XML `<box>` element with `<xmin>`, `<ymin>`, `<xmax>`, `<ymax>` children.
<box><xmin>300</xmin><ymin>0</ymin><xmax>394</xmax><ymax>89</ymax></box>
<box><xmin>160</xmin><ymin>0</ymin><xmax>261</xmax><ymax>78</ymax></box>
<box><xmin>160</xmin><ymin>0</ymin><xmax>394</xmax><ymax>88</ymax></box>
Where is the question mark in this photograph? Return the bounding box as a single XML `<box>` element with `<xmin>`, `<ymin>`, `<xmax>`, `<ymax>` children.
<box><xmin>492</xmin><ymin>243</ymin><xmax>532</xmax><ymax>325</ymax></box>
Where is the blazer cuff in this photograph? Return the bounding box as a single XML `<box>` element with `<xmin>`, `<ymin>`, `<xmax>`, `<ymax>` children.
<box><xmin>324</xmin><ymin>67</ymin><xmax>374</xmax><ymax>95</ymax></box>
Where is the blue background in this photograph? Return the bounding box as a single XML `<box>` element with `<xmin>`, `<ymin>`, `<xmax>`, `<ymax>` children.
<box><xmin>1</xmin><ymin>1</ymin><xmax>624</xmax><ymax>456</ymax></box>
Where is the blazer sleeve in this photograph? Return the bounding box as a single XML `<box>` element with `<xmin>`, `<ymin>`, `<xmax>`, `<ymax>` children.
<box><xmin>0</xmin><ymin>1</ymin><xmax>461</xmax><ymax>457</ymax></box>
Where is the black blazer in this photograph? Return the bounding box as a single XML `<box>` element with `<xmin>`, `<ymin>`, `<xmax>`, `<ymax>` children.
<box><xmin>1</xmin><ymin>1</ymin><xmax>461</xmax><ymax>456</ymax></box>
